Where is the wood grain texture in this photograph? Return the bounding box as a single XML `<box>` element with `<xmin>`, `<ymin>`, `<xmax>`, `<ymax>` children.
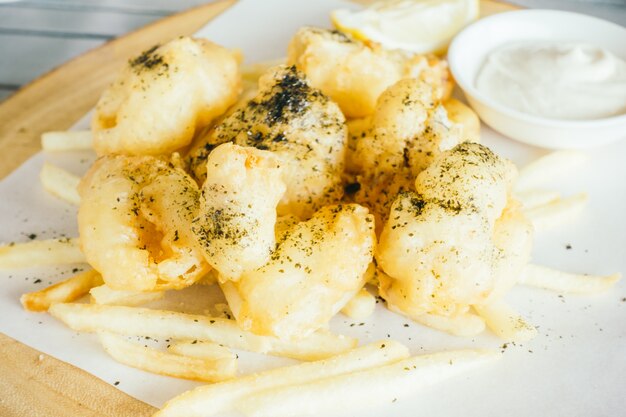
<box><xmin>0</xmin><ymin>333</ymin><xmax>156</xmax><ymax>417</ymax></box>
<box><xmin>0</xmin><ymin>0</ymin><xmax>235</xmax><ymax>180</ymax></box>
<box><xmin>0</xmin><ymin>1</ymin><xmax>516</xmax><ymax>416</ymax></box>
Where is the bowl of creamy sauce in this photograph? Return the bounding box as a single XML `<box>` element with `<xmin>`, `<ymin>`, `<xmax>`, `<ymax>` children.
<box><xmin>476</xmin><ymin>41</ymin><xmax>626</xmax><ymax>121</ymax></box>
<box><xmin>448</xmin><ymin>10</ymin><xmax>626</xmax><ymax>149</ymax></box>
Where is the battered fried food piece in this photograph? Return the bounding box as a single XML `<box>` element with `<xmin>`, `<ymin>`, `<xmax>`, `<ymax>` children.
<box><xmin>192</xmin><ymin>143</ymin><xmax>286</xmax><ymax>282</ymax></box>
<box><xmin>348</xmin><ymin>78</ymin><xmax>463</xmax><ymax>225</ymax></box>
<box><xmin>78</xmin><ymin>155</ymin><xmax>210</xmax><ymax>291</ymax></box>
<box><xmin>185</xmin><ymin>89</ymin><xmax>259</xmax><ymax>182</ymax></box>
<box><xmin>93</xmin><ymin>37</ymin><xmax>241</xmax><ymax>156</ymax></box>
<box><xmin>196</xmin><ymin>65</ymin><xmax>347</xmax><ymax>219</ymax></box>
<box><xmin>377</xmin><ymin>143</ymin><xmax>532</xmax><ymax>319</ymax></box>
<box><xmin>287</xmin><ymin>27</ymin><xmax>452</xmax><ymax>118</ymax></box>
<box><xmin>221</xmin><ymin>204</ymin><xmax>375</xmax><ymax>340</ymax></box>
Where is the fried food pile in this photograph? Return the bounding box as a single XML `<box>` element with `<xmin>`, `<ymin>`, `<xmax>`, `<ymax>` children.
<box><xmin>79</xmin><ymin>31</ymin><xmax>532</xmax><ymax>341</ymax></box>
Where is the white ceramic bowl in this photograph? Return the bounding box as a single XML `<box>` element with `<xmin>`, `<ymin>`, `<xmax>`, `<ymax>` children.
<box><xmin>447</xmin><ymin>10</ymin><xmax>626</xmax><ymax>149</ymax></box>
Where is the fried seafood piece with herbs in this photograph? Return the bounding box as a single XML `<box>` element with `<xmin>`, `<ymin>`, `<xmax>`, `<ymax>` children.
<box><xmin>376</xmin><ymin>143</ymin><xmax>533</xmax><ymax>320</ymax></box>
<box><xmin>347</xmin><ymin>78</ymin><xmax>463</xmax><ymax>225</ymax></box>
<box><xmin>185</xmin><ymin>87</ymin><xmax>260</xmax><ymax>181</ymax></box>
<box><xmin>193</xmin><ymin>65</ymin><xmax>347</xmax><ymax>219</ymax></box>
<box><xmin>192</xmin><ymin>143</ymin><xmax>286</xmax><ymax>282</ymax></box>
<box><xmin>221</xmin><ymin>204</ymin><xmax>375</xmax><ymax>340</ymax></box>
<box><xmin>78</xmin><ymin>155</ymin><xmax>210</xmax><ymax>291</ymax></box>
<box><xmin>92</xmin><ymin>37</ymin><xmax>241</xmax><ymax>156</ymax></box>
<box><xmin>287</xmin><ymin>27</ymin><xmax>452</xmax><ymax>118</ymax></box>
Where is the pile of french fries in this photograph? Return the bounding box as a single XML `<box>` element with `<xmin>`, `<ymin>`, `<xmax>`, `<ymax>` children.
<box><xmin>0</xmin><ymin>77</ymin><xmax>619</xmax><ymax>416</ymax></box>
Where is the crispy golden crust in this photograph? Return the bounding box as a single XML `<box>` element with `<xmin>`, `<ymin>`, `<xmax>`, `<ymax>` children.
<box><xmin>93</xmin><ymin>37</ymin><xmax>241</xmax><ymax>156</ymax></box>
<box><xmin>288</xmin><ymin>27</ymin><xmax>452</xmax><ymax>118</ymax></box>
<box><xmin>377</xmin><ymin>143</ymin><xmax>532</xmax><ymax>317</ymax></box>
<box><xmin>78</xmin><ymin>155</ymin><xmax>210</xmax><ymax>291</ymax></box>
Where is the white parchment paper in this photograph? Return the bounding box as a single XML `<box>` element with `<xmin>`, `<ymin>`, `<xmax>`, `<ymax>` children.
<box><xmin>1</xmin><ymin>1</ymin><xmax>625</xmax><ymax>415</ymax></box>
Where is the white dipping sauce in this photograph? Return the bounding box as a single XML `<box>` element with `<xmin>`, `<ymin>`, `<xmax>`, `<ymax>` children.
<box><xmin>475</xmin><ymin>41</ymin><xmax>626</xmax><ymax>120</ymax></box>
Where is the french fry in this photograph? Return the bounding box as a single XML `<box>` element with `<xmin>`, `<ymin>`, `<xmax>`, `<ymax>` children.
<box><xmin>524</xmin><ymin>193</ymin><xmax>587</xmax><ymax>231</ymax></box>
<box><xmin>90</xmin><ymin>285</ymin><xmax>165</xmax><ymax>306</ymax></box>
<box><xmin>515</xmin><ymin>189</ymin><xmax>560</xmax><ymax>210</ymax></box>
<box><xmin>155</xmin><ymin>340</ymin><xmax>409</xmax><ymax>417</ymax></box>
<box><xmin>520</xmin><ymin>264</ymin><xmax>621</xmax><ymax>294</ymax></box>
<box><xmin>443</xmin><ymin>98</ymin><xmax>480</xmax><ymax>143</ymax></box>
<box><xmin>41</xmin><ymin>130</ymin><xmax>93</xmax><ymax>151</ymax></box>
<box><xmin>0</xmin><ymin>238</ymin><xmax>84</xmax><ymax>268</ymax></box>
<box><xmin>98</xmin><ymin>332</ymin><xmax>236</xmax><ymax>382</ymax></box>
<box><xmin>20</xmin><ymin>269</ymin><xmax>103</xmax><ymax>312</ymax></box>
<box><xmin>237</xmin><ymin>349</ymin><xmax>500</xmax><ymax>417</ymax></box>
<box><xmin>167</xmin><ymin>341</ymin><xmax>235</xmax><ymax>361</ymax></box>
<box><xmin>515</xmin><ymin>150</ymin><xmax>587</xmax><ymax>191</ymax></box>
<box><xmin>473</xmin><ymin>300</ymin><xmax>537</xmax><ymax>342</ymax></box>
<box><xmin>49</xmin><ymin>303</ymin><xmax>357</xmax><ymax>361</ymax></box>
<box><xmin>387</xmin><ymin>304</ymin><xmax>485</xmax><ymax>337</ymax></box>
<box><xmin>341</xmin><ymin>288</ymin><xmax>376</xmax><ymax>319</ymax></box>
<box><xmin>412</xmin><ymin>312</ymin><xmax>486</xmax><ymax>337</ymax></box>
<box><xmin>40</xmin><ymin>163</ymin><xmax>81</xmax><ymax>205</ymax></box>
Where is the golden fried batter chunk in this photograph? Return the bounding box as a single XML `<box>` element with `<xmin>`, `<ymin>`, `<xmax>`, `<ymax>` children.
<box><xmin>195</xmin><ymin>65</ymin><xmax>347</xmax><ymax>219</ymax></box>
<box><xmin>78</xmin><ymin>155</ymin><xmax>210</xmax><ymax>291</ymax></box>
<box><xmin>93</xmin><ymin>37</ymin><xmax>241</xmax><ymax>156</ymax></box>
<box><xmin>377</xmin><ymin>143</ymin><xmax>532</xmax><ymax>318</ymax></box>
<box><xmin>348</xmin><ymin>78</ymin><xmax>463</xmax><ymax>225</ymax></box>
<box><xmin>222</xmin><ymin>204</ymin><xmax>375</xmax><ymax>340</ymax></box>
<box><xmin>288</xmin><ymin>27</ymin><xmax>452</xmax><ymax>118</ymax></box>
<box><xmin>192</xmin><ymin>143</ymin><xmax>285</xmax><ymax>281</ymax></box>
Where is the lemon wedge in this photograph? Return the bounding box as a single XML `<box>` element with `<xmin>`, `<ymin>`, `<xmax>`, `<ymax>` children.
<box><xmin>331</xmin><ymin>0</ymin><xmax>479</xmax><ymax>54</ymax></box>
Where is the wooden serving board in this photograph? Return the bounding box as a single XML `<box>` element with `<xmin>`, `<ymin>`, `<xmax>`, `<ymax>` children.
<box><xmin>0</xmin><ymin>1</ymin><xmax>516</xmax><ymax>416</ymax></box>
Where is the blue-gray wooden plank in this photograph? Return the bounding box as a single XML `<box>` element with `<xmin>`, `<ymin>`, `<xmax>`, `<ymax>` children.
<box><xmin>0</xmin><ymin>6</ymin><xmax>156</xmax><ymax>38</ymax></box>
<box><xmin>12</xmin><ymin>0</ymin><xmax>206</xmax><ymax>14</ymax></box>
<box><xmin>0</xmin><ymin>0</ymin><xmax>187</xmax><ymax>102</ymax></box>
<box><xmin>0</xmin><ymin>88</ymin><xmax>16</xmax><ymax>101</ymax></box>
<box><xmin>0</xmin><ymin>35</ymin><xmax>104</xmax><ymax>86</ymax></box>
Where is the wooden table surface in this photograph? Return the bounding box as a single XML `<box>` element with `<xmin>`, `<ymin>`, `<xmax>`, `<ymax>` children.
<box><xmin>2</xmin><ymin>0</ymin><xmax>615</xmax><ymax>416</ymax></box>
